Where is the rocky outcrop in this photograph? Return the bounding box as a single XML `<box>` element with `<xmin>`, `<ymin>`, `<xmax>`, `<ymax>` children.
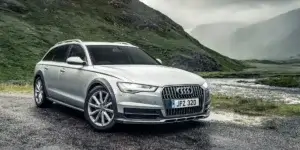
<box><xmin>170</xmin><ymin>52</ymin><xmax>221</xmax><ymax>72</ymax></box>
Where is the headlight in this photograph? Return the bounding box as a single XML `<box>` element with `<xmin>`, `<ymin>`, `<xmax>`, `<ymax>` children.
<box><xmin>201</xmin><ymin>82</ymin><xmax>211</xmax><ymax>101</ymax></box>
<box><xmin>201</xmin><ymin>82</ymin><xmax>209</xmax><ymax>89</ymax></box>
<box><xmin>117</xmin><ymin>82</ymin><xmax>158</xmax><ymax>93</ymax></box>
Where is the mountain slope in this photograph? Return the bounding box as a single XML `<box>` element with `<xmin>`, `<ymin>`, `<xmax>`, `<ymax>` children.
<box><xmin>190</xmin><ymin>22</ymin><xmax>245</xmax><ymax>56</ymax></box>
<box><xmin>0</xmin><ymin>0</ymin><xmax>245</xmax><ymax>81</ymax></box>
<box><xmin>230</xmin><ymin>8</ymin><xmax>300</xmax><ymax>60</ymax></box>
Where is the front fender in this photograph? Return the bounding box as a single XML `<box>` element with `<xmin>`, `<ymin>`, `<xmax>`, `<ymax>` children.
<box><xmin>86</xmin><ymin>78</ymin><xmax>115</xmax><ymax>95</ymax></box>
<box><xmin>85</xmin><ymin>78</ymin><xmax>119</xmax><ymax>115</ymax></box>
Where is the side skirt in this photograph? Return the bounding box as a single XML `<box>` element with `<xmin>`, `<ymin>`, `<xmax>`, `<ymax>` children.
<box><xmin>47</xmin><ymin>97</ymin><xmax>84</xmax><ymax>112</ymax></box>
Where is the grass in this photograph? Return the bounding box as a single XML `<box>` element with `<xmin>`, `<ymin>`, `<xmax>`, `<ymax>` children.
<box><xmin>200</xmin><ymin>71</ymin><xmax>263</xmax><ymax>78</ymax></box>
<box><xmin>199</xmin><ymin>62</ymin><xmax>300</xmax><ymax>79</ymax></box>
<box><xmin>256</xmin><ymin>77</ymin><xmax>300</xmax><ymax>88</ymax></box>
<box><xmin>0</xmin><ymin>84</ymin><xmax>32</xmax><ymax>94</ymax></box>
<box><xmin>245</xmin><ymin>59</ymin><xmax>300</xmax><ymax>64</ymax></box>
<box><xmin>0</xmin><ymin>80</ymin><xmax>32</xmax><ymax>94</ymax></box>
<box><xmin>212</xmin><ymin>95</ymin><xmax>300</xmax><ymax>117</ymax></box>
<box><xmin>200</xmin><ymin>71</ymin><xmax>300</xmax><ymax>79</ymax></box>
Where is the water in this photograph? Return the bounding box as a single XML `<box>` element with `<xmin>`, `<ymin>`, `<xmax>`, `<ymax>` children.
<box><xmin>207</xmin><ymin>78</ymin><xmax>300</xmax><ymax>104</ymax></box>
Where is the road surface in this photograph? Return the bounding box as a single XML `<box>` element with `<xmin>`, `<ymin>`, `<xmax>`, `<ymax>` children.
<box><xmin>0</xmin><ymin>94</ymin><xmax>299</xmax><ymax>150</ymax></box>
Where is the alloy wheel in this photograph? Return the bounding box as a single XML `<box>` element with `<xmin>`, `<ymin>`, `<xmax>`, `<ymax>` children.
<box><xmin>87</xmin><ymin>90</ymin><xmax>114</xmax><ymax>127</ymax></box>
<box><xmin>34</xmin><ymin>79</ymin><xmax>44</xmax><ymax>104</ymax></box>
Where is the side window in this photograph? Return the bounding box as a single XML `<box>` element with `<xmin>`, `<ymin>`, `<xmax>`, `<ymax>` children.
<box><xmin>52</xmin><ymin>45</ymin><xmax>69</xmax><ymax>62</ymax></box>
<box><xmin>43</xmin><ymin>49</ymin><xmax>56</xmax><ymax>61</ymax></box>
<box><xmin>68</xmin><ymin>44</ymin><xmax>86</xmax><ymax>61</ymax></box>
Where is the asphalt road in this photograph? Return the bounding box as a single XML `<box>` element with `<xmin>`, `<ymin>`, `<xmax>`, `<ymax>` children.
<box><xmin>0</xmin><ymin>94</ymin><xmax>299</xmax><ymax>150</ymax></box>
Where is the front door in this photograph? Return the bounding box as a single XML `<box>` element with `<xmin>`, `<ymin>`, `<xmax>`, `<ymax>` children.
<box><xmin>58</xmin><ymin>44</ymin><xmax>89</xmax><ymax>108</ymax></box>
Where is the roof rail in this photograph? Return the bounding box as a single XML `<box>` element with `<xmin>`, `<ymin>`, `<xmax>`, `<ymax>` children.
<box><xmin>55</xmin><ymin>39</ymin><xmax>82</xmax><ymax>45</ymax></box>
<box><xmin>113</xmin><ymin>42</ymin><xmax>133</xmax><ymax>45</ymax></box>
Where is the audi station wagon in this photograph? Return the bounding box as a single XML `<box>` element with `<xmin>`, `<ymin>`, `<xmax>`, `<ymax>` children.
<box><xmin>33</xmin><ymin>39</ymin><xmax>211</xmax><ymax>131</ymax></box>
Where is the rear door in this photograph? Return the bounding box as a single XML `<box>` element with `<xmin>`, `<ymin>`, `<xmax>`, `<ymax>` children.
<box><xmin>42</xmin><ymin>48</ymin><xmax>56</xmax><ymax>97</ymax></box>
<box><xmin>46</xmin><ymin>44</ymin><xmax>70</xmax><ymax>101</ymax></box>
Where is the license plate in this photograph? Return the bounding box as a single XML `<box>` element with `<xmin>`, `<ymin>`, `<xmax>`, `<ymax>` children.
<box><xmin>171</xmin><ymin>98</ymin><xmax>199</xmax><ymax>108</ymax></box>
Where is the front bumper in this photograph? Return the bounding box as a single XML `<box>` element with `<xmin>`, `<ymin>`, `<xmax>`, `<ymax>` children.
<box><xmin>116</xmin><ymin>109</ymin><xmax>210</xmax><ymax>124</ymax></box>
<box><xmin>114</xmin><ymin>86</ymin><xmax>211</xmax><ymax>124</ymax></box>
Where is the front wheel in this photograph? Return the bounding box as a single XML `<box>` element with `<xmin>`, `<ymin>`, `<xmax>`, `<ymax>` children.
<box><xmin>84</xmin><ymin>85</ymin><xmax>116</xmax><ymax>131</ymax></box>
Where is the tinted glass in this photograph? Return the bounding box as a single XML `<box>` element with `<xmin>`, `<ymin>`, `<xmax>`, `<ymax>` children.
<box><xmin>68</xmin><ymin>44</ymin><xmax>86</xmax><ymax>61</ymax></box>
<box><xmin>43</xmin><ymin>49</ymin><xmax>55</xmax><ymax>61</ymax></box>
<box><xmin>52</xmin><ymin>45</ymin><xmax>69</xmax><ymax>62</ymax></box>
<box><xmin>87</xmin><ymin>45</ymin><xmax>160</xmax><ymax>65</ymax></box>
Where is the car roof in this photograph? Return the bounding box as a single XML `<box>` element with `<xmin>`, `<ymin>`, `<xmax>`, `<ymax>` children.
<box><xmin>82</xmin><ymin>42</ymin><xmax>137</xmax><ymax>47</ymax></box>
<box><xmin>49</xmin><ymin>41</ymin><xmax>138</xmax><ymax>51</ymax></box>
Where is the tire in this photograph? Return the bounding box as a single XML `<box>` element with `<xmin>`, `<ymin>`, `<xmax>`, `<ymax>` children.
<box><xmin>84</xmin><ymin>85</ymin><xmax>116</xmax><ymax>131</ymax></box>
<box><xmin>34</xmin><ymin>77</ymin><xmax>52</xmax><ymax>108</ymax></box>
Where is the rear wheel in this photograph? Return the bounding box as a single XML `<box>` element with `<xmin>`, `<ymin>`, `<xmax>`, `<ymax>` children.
<box><xmin>84</xmin><ymin>85</ymin><xmax>116</xmax><ymax>131</ymax></box>
<box><xmin>34</xmin><ymin>77</ymin><xmax>52</xmax><ymax>108</ymax></box>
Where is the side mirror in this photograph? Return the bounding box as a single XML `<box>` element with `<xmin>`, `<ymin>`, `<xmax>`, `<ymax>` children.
<box><xmin>66</xmin><ymin>56</ymin><xmax>86</xmax><ymax>65</ymax></box>
<box><xmin>156</xmin><ymin>58</ymin><xmax>162</xmax><ymax>64</ymax></box>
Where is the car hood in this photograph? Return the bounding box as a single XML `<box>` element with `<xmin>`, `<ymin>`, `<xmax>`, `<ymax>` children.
<box><xmin>92</xmin><ymin>65</ymin><xmax>206</xmax><ymax>86</ymax></box>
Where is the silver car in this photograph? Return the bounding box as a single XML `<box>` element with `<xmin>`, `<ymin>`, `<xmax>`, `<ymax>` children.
<box><xmin>33</xmin><ymin>39</ymin><xmax>211</xmax><ymax>131</ymax></box>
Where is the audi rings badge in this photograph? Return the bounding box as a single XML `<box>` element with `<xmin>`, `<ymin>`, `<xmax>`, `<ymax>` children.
<box><xmin>176</xmin><ymin>87</ymin><xmax>193</xmax><ymax>95</ymax></box>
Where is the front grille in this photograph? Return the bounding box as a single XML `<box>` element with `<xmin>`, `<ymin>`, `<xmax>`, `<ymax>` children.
<box><xmin>161</xmin><ymin>85</ymin><xmax>204</xmax><ymax>116</ymax></box>
<box><xmin>165</xmin><ymin>107</ymin><xmax>203</xmax><ymax>116</ymax></box>
<box><xmin>162</xmin><ymin>85</ymin><xmax>203</xmax><ymax>99</ymax></box>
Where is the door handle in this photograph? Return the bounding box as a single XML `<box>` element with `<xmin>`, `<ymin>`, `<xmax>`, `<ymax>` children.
<box><xmin>60</xmin><ymin>69</ymin><xmax>65</xmax><ymax>73</ymax></box>
<box><xmin>44</xmin><ymin>67</ymin><xmax>49</xmax><ymax>70</ymax></box>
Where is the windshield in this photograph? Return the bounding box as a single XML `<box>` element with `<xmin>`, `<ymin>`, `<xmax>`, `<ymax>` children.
<box><xmin>87</xmin><ymin>45</ymin><xmax>160</xmax><ymax>65</ymax></box>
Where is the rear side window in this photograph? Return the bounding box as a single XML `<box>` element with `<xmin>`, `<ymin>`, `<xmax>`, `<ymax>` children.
<box><xmin>52</xmin><ymin>45</ymin><xmax>69</xmax><ymax>62</ymax></box>
<box><xmin>43</xmin><ymin>49</ymin><xmax>55</xmax><ymax>61</ymax></box>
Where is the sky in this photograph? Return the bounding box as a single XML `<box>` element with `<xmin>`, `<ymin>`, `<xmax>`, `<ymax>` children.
<box><xmin>140</xmin><ymin>0</ymin><xmax>300</xmax><ymax>31</ymax></box>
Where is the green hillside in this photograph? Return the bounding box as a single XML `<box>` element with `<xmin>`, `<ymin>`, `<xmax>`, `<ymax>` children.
<box><xmin>0</xmin><ymin>0</ymin><xmax>245</xmax><ymax>81</ymax></box>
